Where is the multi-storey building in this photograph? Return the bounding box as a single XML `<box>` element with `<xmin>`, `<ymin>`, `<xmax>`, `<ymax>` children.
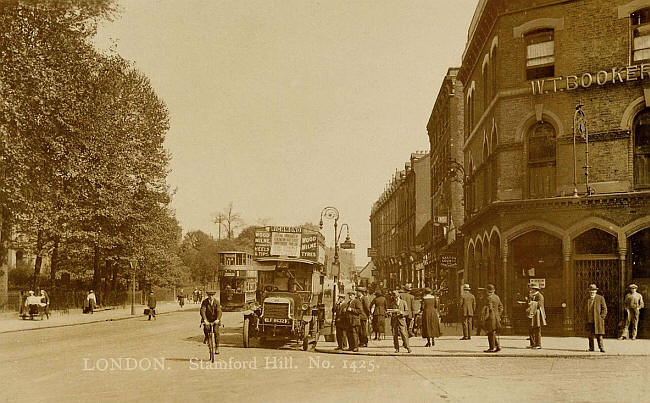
<box><xmin>370</xmin><ymin>152</ymin><xmax>429</xmax><ymax>290</ymax></box>
<box><xmin>426</xmin><ymin>68</ymin><xmax>466</xmax><ymax>307</ymax></box>
<box><xmin>458</xmin><ymin>0</ymin><xmax>650</xmax><ymax>336</ymax></box>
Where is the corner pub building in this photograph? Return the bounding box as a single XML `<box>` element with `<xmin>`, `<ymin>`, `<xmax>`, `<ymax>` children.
<box><xmin>458</xmin><ymin>0</ymin><xmax>650</xmax><ymax>337</ymax></box>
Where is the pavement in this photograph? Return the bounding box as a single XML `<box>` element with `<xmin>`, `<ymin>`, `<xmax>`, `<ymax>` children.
<box><xmin>0</xmin><ymin>301</ymin><xmax>199</xmax><ymax>333</ymax></box>
<box><xmin>315</xmin><ymin>326</ymin><xmax>650</xmax><ymax>357</ymax></box>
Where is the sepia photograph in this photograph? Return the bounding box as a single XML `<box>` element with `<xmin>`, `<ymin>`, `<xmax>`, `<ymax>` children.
<box><xmin>1</xmin><ymin>0</ymin><xmax>650</xmax><ymax>401</ymax></box>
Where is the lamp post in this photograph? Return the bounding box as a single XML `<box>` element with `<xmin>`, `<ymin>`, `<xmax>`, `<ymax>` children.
<box><xmin>573</xmin><ymin>102</ymin><xmax>594</xmax><ymax>196</ymax></box>
<box><xmin>320</xmin><ymin>206</ymin><xmax>355</xmax><ymax>333</ymax></box>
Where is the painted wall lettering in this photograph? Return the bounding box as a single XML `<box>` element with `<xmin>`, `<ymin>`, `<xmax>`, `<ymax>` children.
<box><xmin>530</xmin><ymin>63</ymin><xmax>650</xmax><ymax>95</ymax></box>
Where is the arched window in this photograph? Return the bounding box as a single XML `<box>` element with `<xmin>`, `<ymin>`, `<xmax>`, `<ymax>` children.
<box><xmin>483</xmin><ymin>140</ymin><xmax>491</xmax><ymax>204</ymax></box>
<box><xmin>483</xmin><ymin>62</ymin><xmax>489</xmax><ymax>113</ymax></box>
<box><xmin>633</xmin><ymin>109</ymin><xmax>650</xmax><ymax>187</ymax></box>
<box><xmin>527</xmin><ymin>121</ymin><xmax>556</xmax><ymax>198</ymax></box>
<box><xmin>491</xmin><ymin>46</ymin><xmax>498</xmax><ymax>99</ymax></box>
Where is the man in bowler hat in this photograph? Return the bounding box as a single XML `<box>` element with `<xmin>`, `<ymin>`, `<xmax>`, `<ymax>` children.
<box><xmin>586</xmin><ymin>284</ymin><xmax>607</xmax><ymax>353</ymax></box>
<box><xmin>459</xmin><ymin>284</ymin><xmax>476</xmax><ymax>340</ymax></box>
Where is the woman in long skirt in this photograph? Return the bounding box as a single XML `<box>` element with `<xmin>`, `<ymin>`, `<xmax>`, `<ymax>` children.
<box><xmin>420</xmin><ymin>287</ymin><xmax>441</xmax><ymax>347</ymax></box>
<box><xmin>370</xmin><ymin>291</ymin><xmax>387</xmax><ymax>340</ymax></box>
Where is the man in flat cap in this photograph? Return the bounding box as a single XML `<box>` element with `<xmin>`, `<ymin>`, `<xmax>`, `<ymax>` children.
<box><xmin>621</xmin><ymin>284</ymin><xmax>644</xmax><ymax>340</ymax></box>
<box><xmin>200</xmin><ymin>290</ymin><xmax>222</xmax><ymax>353</ymax></box>
<box><xmin>586</xmin><ymin>284</ymin><xmax>607</xmax><ymax>352</ymax></box>
<box><xmin>459</xmin><ymin>284</ymin><xmax>476</xmax><ymax>340</ymax></box>
<box><xmin>527</xmin><ymin>284</ymin><xmax>546</xmax><ymax>349</ymax></box>
<box><xmin>389</xmin><ymin>290</ymin><xmax>411</xmax><ymax>353</ymax></box>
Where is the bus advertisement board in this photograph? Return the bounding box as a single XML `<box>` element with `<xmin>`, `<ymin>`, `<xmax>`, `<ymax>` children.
<box><xmin>254</xmin><ymin>226</ymin><xmax>325</xmax><ymax>263</ymax></box>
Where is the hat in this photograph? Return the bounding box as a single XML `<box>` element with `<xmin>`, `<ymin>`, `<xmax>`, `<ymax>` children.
<box><xmin>424</xmin><ymin>287</ymin><xmax>433</xmax><ymax>294</ymax></box>
<box><xmin>588</xmin><ymin>284</ymin><xmax>598</xmax><ymax>291</ymax></box>
<box><xmin>629</xmin><ymin>284</ymin><xmax>638</xmax><ymax>289</ymax></box>
<box><xmin>392</xmin><ymin>290</ymin><xmax>400</xmax><ymax>296</ymax></box>
<box><xmin>206</xmin><ymin>290</ymin><xmax>217</xmax><ymax>295</ymax></box>
<box><xmin>357</xmin><ymin>287</ymin><xmax>366</xmax><ymax>292</ymax></box>
<box><xmin>486</xmin><ymin>284</ymin><xmax>495</xmax><ymax>292</ymax></box>
<box><xmin>529</xmin><ymin>284</ymin><xmax>540</xmax><ymax>290</ymax></box>
<box><xmin>337</xmin><ymin>294</ymin><xmax>346</xmax><ymax>299</ymax></box>
<box><xmin>89</xmin><ymin>290</ymin><xmax>94</xmax><ymax>293</ymax></box>
<box><xmin>149</xmin><ymin>290</ymin><xmax>154</xmax><ymax>294</ymax></box>
<box><xmin>463</xmin><ymin>284</ymin><xmax>470</xmax><ymax>290</ymax></box>
<box><xmin>405</xmin><ymin>283</ymin><xmax>412</xmax><ymax>290</ymax></box>
<box><xmin>28</xmin><ymin>290</ymin><xmax>34</xmax><ymax>295</ymax></box>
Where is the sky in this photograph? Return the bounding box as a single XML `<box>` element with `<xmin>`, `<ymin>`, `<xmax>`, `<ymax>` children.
<box><xmin>94</xmin><ymin>0</ymin><xmax>479</xmax><ymax>266</ymax></box>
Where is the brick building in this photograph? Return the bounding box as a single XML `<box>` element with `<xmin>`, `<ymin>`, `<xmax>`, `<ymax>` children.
<box><xmin>426</xmin><ymin>68</ymin><xmax>466</xmax><ymax>308</ymax></box>
<box><xmin>458</xmin><ymin>0</ymin><xmax>650</xmax><ymax>336</ymax></box>
<box><xmin>370</xmin><ymin>152</ymin><xmax>429</xmax><ymax>290</ymax></box>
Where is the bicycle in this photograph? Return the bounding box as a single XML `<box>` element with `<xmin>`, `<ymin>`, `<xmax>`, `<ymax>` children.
<box><xmin>203</xmin><ymin>320</ymin><xmax>220</xmax><ymax>362</ymax></box>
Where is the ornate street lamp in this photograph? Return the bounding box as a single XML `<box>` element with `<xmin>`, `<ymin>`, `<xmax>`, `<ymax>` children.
<box><xmin>319</xmin><ymin>206</ymin><xmax>355</xmax><ymax>333</ymax></box>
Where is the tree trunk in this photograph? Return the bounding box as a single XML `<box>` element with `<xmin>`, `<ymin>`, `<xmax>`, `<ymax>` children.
<box><xmin>32</xmin><ymin>230</ymin><xmax>43</xmax><ymax>290</ymax></box>
<box><xmin>50</xmin><ymin>239</ymin><xmax>59</xmax><ymax>284</ymax></box>
<box><xmin>93</xmin><ymin>243</ymin><xmax>100</xmax><ymax>295</ymax></box>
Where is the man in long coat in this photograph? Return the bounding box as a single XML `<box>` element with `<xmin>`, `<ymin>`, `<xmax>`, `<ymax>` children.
<box><xmin>483</xmin><ymin>284</ymin><xmax>503</xmax><ymax>353</ymax></box>
<box><xmin>586</xmin><ymin>284</ymin><xmax>607</xmax><ymax>352</ymax></box>
<box><xmin>527</xmin><ymin>284</ymin><xmax>546</xmax><ymax>349</ymax></box>
<box><xmin>358</xmin><ymin>288</ymin><xmax>371</xmax><ymax>347</ymax></box>
<box><xmin>459</xmin><ymin>284</ymin><xmax>476</xmax><ymax>340</ymax></box>
<box><xmin>334</xmin><ymin>294</ymin><xmax>348</xmax><ymax>351</ymax></box>
<box><xmin>345</xmin><ymin>291</ymin><xmax>363</xmax><ymax>352</ymax></box>
<box><xmin>147</xmin><ymin>291</ymin><xmax>157</xmax><ymax>320</ymax></box>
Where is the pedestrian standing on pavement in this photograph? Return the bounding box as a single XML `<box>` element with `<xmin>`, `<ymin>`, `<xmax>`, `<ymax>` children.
<box><xmin>459</xmin><ymin>284</ymin><xmax>476</xmax><ymax>340</ymax></box>
<box><xmin>482</xmin><ymin>284</ymin><xmax>503</xmax><ymax>353</ymax></box>
<box><xmin>586</xmin><ymin>284</ymin><xmax>607</xmax><ymax>352</ymax></box>
<box><xmin>400</xmin><ymin>284</ymin><xmax>416</xmax><ymax>337</ymax></box>
<box><xmin>147</xmin><ymin>290</ymin><xmax>157</xmax><ymax>320</ymax></box>
<box><xmin>370</xmin><ymin>290</ymin><xmax>387</xmax><ymax>340</ymax></box>
<box><xmin>390</xmin><ymin>290</ymin><xmax>411</xmax><ymax>353</ymax></box>
<box><xmin>527</xmin><ymin>284</ymin><xmax>546</xmax><ymax>349</ymax></box>
<box><xmin>475</xmin><ymin>288</ymin><xmax>486</xmax><ymax>336</ymax></box>
<box><xmin>420</xmin><ymin>287</ymin><xmax>441</xmax><ymax>347</ymax></box>
<box><xmin>86</xmin><ymin>290</ymin><xmax>96</xmax><ymax>314</ymax></box>
<box><xmin>200</xmin><ymin>290</ymin><xmax>222</xmax><ymax>353</ymax></box>
<box><xmin>334</xmin><ymin>294</ymin><xmax>349</xmax><ymax>351</ymax></box>
<box><xmin>358</xmin><ymin>288</ymin><xmax>371</xmax><ymax>347</ymax></box>
<box><xmin>40</xmin><ymin>289</ymin><xmax>50</xmax><ymax>319</ymax></box>
<box><xmin>620</xmin><ymin>284</ymin><xmax>644</xmax><ymax>340</ymax></box>
<box><xmin>345</xmin><ymin>291</ymin><xmax>362</xmax><ymax>352</ymax></box>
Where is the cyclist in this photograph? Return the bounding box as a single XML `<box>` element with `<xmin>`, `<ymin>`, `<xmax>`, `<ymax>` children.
<box><xmin>200</xmin><ymin>290</ymin><xmax>222</xmax><ymax>354</ymax></box>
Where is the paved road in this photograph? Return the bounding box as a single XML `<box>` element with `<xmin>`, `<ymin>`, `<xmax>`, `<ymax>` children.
<box><xmin>2</xmin><ymin>310</ymin><xmax>649</xmax><ymax>402</ymax></box>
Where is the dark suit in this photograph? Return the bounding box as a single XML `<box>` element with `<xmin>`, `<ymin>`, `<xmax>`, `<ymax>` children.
<box><xmin>334</xmin><ymin>300</ymin><xmax>348</xmax><ymax>349</ymax></box>
<box><xmin>345</xmin><ymin>298</ymin><xmax>363</xmax><ymax>350</ymax></box>
<box><xmin>201</xmin><ymin>297</ymin><xmax>223</xmax><ymax>348</ymax></box>
<box><xmin>360</xmin><ymin>295</ymin><xmax>372</xmax><ymax>346</ymax></box>
<box><xmin>459</xmin><ymin>291</ymin><xmax>476</xmax><ymax>339</ymax></box>
<box><xmin>484</xmin><ymin>292</ymin><xmax>503</xmax><ymax>351</ymax></box>
<box><xmin>147</xmin><ymin>294</ymin><xmax>157</xmax><ymax>320</ymax></box>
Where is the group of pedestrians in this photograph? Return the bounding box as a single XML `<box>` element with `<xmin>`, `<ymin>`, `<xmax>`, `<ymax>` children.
<box><xmin>333</xmin><ymin>281</ymin><xmax>639</xmax><ymax>354</ymax></box>
<box><xmin>333</xmin><ymin>284</ymin><xmax>443</xmax><ymax>354</ymax></box>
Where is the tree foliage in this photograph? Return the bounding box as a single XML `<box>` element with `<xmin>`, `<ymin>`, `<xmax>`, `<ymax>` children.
<box><xmin>0</xmin><ymin>0</ymin><xmax>186</xmax><ymax>293</ymax></box>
